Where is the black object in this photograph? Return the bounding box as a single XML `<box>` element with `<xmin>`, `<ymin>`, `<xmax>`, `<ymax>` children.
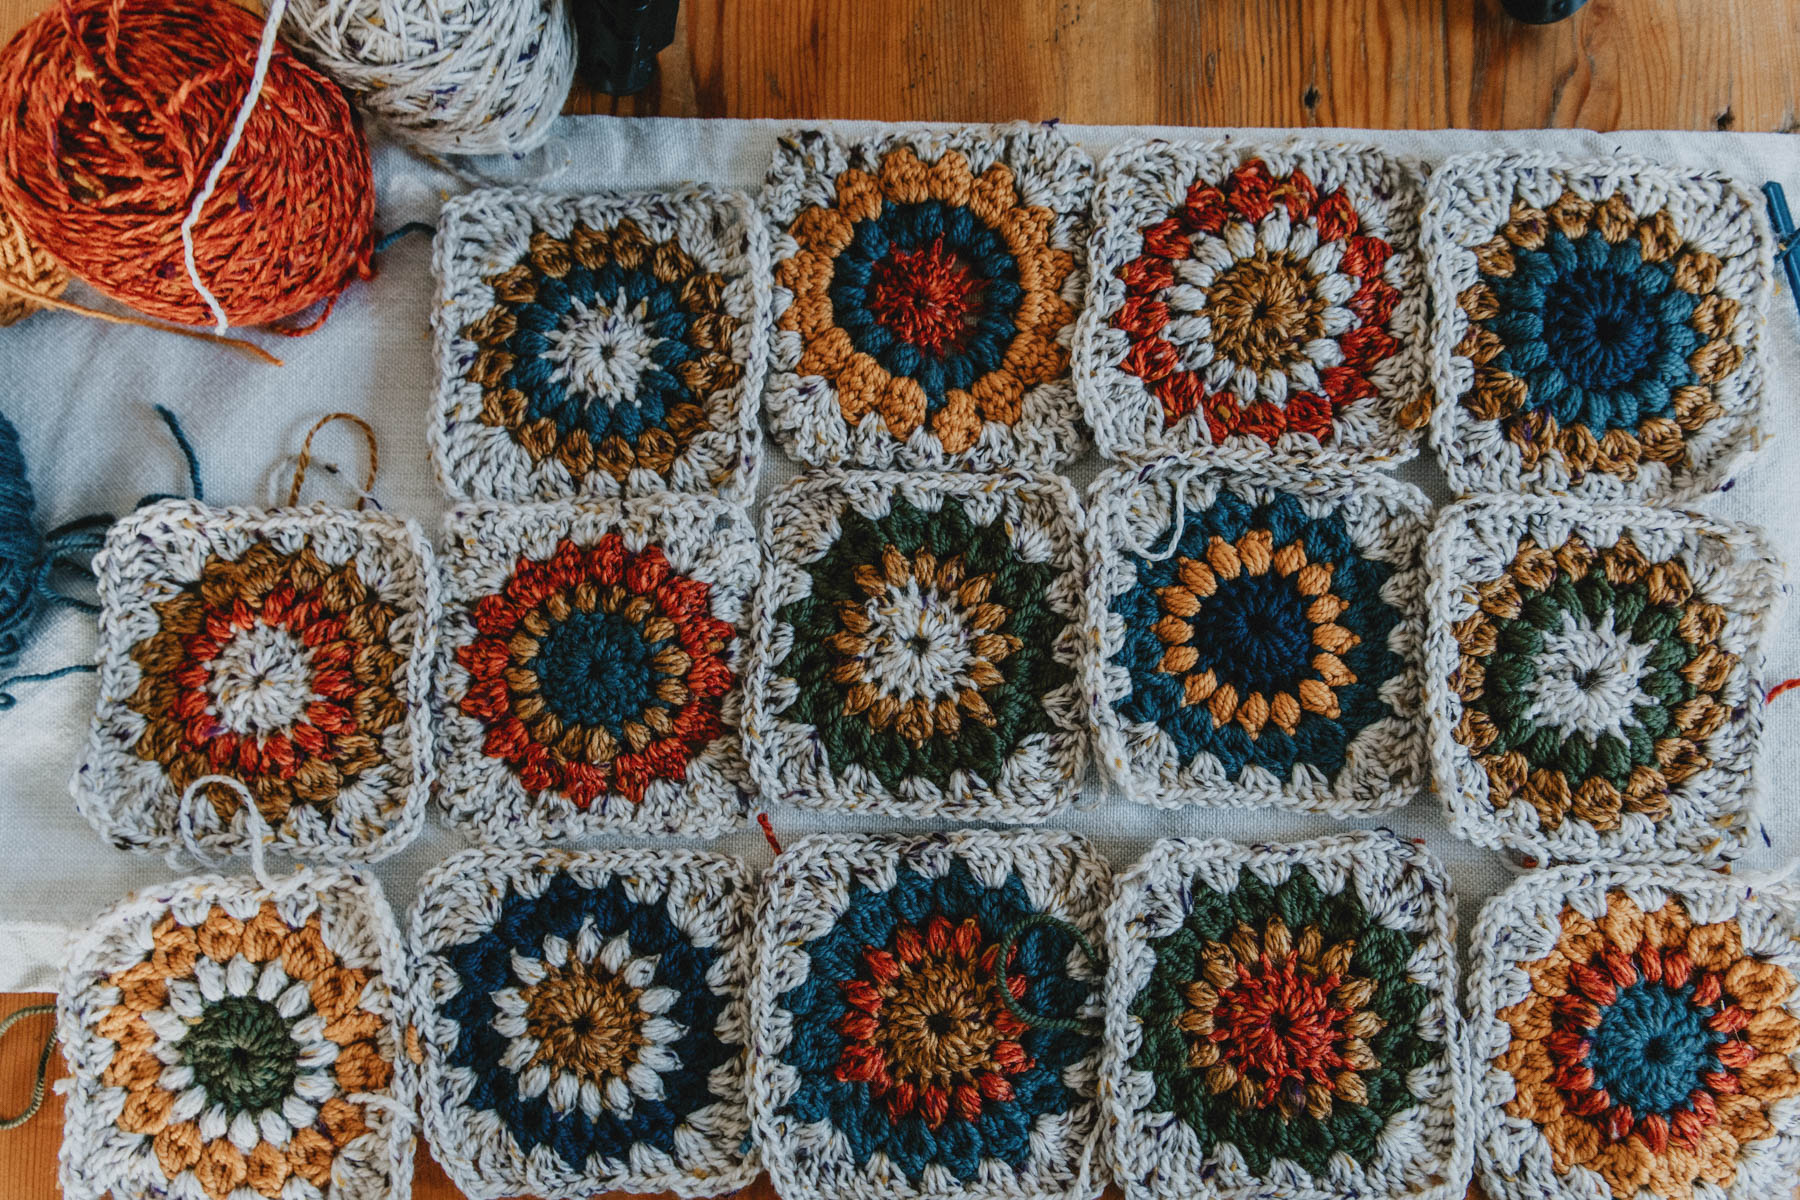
<box><xmin>1500</xmin><ymin>0</ymin><xmax>1590</xmax><ymax>23</ymax></box>
<box><xmin>573</xmin><ymin>0</ymin><xmax>681</xmax><ymax>96</ymax></box>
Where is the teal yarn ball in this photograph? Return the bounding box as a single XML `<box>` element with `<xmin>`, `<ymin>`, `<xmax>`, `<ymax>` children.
<box><xmin>0</xmin><ymin>409</ymin><xmax>48</xmax><ymax>672</ymax></box>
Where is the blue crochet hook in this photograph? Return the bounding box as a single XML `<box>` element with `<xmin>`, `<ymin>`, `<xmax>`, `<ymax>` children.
<box><xmin>1764</xmin><ymin>182</ymin><xmax>1800</xmax><ymax>325</ymax></box>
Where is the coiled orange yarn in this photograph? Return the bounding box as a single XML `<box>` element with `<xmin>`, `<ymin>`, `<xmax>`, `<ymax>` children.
<box><xmin>0</xmin><ymin>0</ymin><xmax>375</xmax><ymax>329</ymax></box>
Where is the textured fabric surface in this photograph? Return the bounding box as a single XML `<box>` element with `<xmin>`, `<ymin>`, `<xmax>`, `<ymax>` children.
<box><xmin>0</xmin><ymin>118</ymin><xmax>1796</xmax><ymax>989</ymax></box>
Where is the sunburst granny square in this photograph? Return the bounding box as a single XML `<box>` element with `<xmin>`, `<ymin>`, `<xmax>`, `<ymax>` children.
<box><xmin>406</xmin><ymin>847</ymin><xmax>758</xmax><ymax>1199</ymax></box>
<box><xmin>1469</xmin><ymin>864</ymin><xmax>1800</xmax><ymax>1200</ymax></box>
<box><xmin>1086</xmin><ymin>458</ymin><xmax>1430</xmax><ymax>815</ymax></box>
<box><xmin>744</xmin><ymin>470</ymin><xmax>1089</xmax><ymax>821</ymax></box>
<box><xmin>1425</xmin><ymin>153</ymin><xmax>1773</xmax><ymax>501</ymax></box>
<box><xmin>1104</xmin><ymin>832</ymin><xmax>1471</xmax><ymax>1200</ymax></box>
<box><xmin>76</xmin><ymin>498</ymin><xmax>438</xmax><ymax>863</ymax></box>
<box><xmin>750</xmin><ymin>829</ymin><xmax>1110</xmax><ymax>1200</ymax></box>
<box><xmin>57</xmin><ymin>867</ymin><xmax>415</xmax><ymax>1200</ymax></box>
<box><xmin>434</xmin><ymin>494</ymin><xmax>757</xmax><ymax>842</ymax></box>
<box><xmin>431</xmin><ymin>185</ymin><xmax>767</xmax><ymax>504</ymax></box>
<box><xmin>761</xmin><ymin>125</ymin><xmax>1092</xmax><ymax>471</ymax></box>
<box><xmin>1077</xmin><ymin>139</ymin><xmax>1430</xmax><ymax>466</ymax></box>
<box><xmin>1424</xmin><ymin>495</ymin><xmax>1780</xmax><ymax>866</ymax></box>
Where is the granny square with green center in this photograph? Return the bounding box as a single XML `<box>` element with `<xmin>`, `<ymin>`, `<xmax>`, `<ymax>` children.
<box><xmin>1468</xmin><ymin>865</ymin><xmax>1800</xmax><ymax>1200</ymax></box>
<box><xmin>434</xmin><ymin>494</ymin><xmax>757</xmax><ymax>842</ymax></box>
<box><xmin>1424</xmin><ymin>495</ymin><xmax>1780</xmax><ymax>867</ymax></box>
<box><xmin>1104</xmin><ymin>832</ymin><xmax>1471</xmax><ymax>1200</ymax></box>
<box><xmin>1086</xmin><ymin>458</ymin><xmax>1430</xmax><ymax>815</ymax></box>
<box><xmin>76</xmin><ymin>498</ymin><xmax>438</xmax><ymax>864</ymax></box>
<box><xmin>1077</xmin><ymin>139</ymin><xmax>1430</xmax><ymax>467</ymax></box>
<box><xmin>57</xmin><ymin>867</ymin><xmax>415</xmax><ymax>1200</ymax></box>
<box><xmin>432</xmin><ymin>186</ymin><xmax>767</xmax><ymax>504</ymax></box>
<box><xmin>749</xmin><ymin>830</ymin><xmax>1110</xmax><ymax>1200</ymax></box>
<box><xmin>406</xmin><ymin>847</ymin><xmax>757</xmax><ymax>1200</ymax></box>
<box><xmin>1424</xmin><ymin>153</ymin><xmax>1774</xmax><ymax>502</ymax></box>
<box><xmin>761</xmin><ymin>125</ymin><xmax>1092</xmax><ymax>471</ymax></box>
<box><xmin>744</xmin><ymin>470</ymin><xmax>1089</xmax><ymax>821</ymax></box>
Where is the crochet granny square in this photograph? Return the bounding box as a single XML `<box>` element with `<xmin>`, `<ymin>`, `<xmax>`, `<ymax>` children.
<box><xmin>58</xmin><ymin>867</ymin><xmax>414</xmax><ymax>1200</ymax></box>
<box><xmin>434</xmin><ymin>494</ymin><xmax>757</xmax><ymax>842</ymax></box>
<box><xmin>1078</xmin><ymin>139</ymin><xmax>1430</xmax><ymax>466</ymax></box>
<box><xmin>1425</xmin><ymin>495</ymin><xmax>1780</xmax><ymax>866</ymax></box>
<box><xmin>1086</xmin><ymin>459</ymin><xmax>1430</xmax><ymax>815</ymax></box>
<box><xmin>750</xmin><ymin>829</ymin><xmax>1110</xmax><ymax>1200</ymax></box>
<box><xmin>744</xmin><ymin>470</ymin><xmax>1089</xmax><ymax>821</ymax></box>
<box><xmin>761</xmin><ymin>125</ymin><xmax>1092</xmax><ymax>471</ymax></box>
<box><xmin>432</xmin><ymin>185</ymin><xmax>767</xmax><ymax>504</ymax></box>
<box><xmin>1105</xmin><ymin>832</ymin><xmax>1471</xmax><ymax>1200</ymax></box>
<box><xmin>1469</xmin><ymin>865</ymin><xmax>1800</xmax><ymax>1200</ymax></box>
<box><xmin>407</xmin><ymin>847</ymin><xmax>758</xmax><ymax>1199</ymax></box>
<box><xmin>76</xmin><ymin>498</ymin><xmax>437</xmax><ymax>863</ymax></box>
<box><xmin>1425</xmin><ymin>153</ymin><xmax>1773</xmax><ymax>501</ymax></box>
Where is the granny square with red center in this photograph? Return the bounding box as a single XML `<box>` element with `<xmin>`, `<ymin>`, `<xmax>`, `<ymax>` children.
<box><xmin>76</xmin><ymin>499</ymin><xmax>438</xmax><ymax>864</ymax></box>
<box><xmin>1469</xmin><ymin>864</ymin><xmax>1800</xmax><ymax>1200</ymax></box>
<box><xmin>434</xmin><ymin>494</ymin><xmax>757</xmax><ymax>842</ymax></box>
<box><xmin>57</xmin><ymin>867</ymin><xmax>415</xmax><ymax>1200</ymax></box>
<box><xmin>1424</xmin><ymin>495</ymin><xmax>1780</xmax><ymax>867</ymax></box>
<box><xmin>750</xmin><ymin>830</ymin><xmax>1110</xmax><ymax>1200</ymax></box>
<box><xmin>1104</xmin><ymin>832</ymin><xmax>1471</xmax><ymax>1200</ymax></box>
<box><xmin>432</xmin><ymin>185</ymin><xmax>768</xmax><ymax>505</ymax></box>
<box><xmin>1078</xmin><ymin>139</ymin><xmax>1430</xmax><ymax>467</ymax></box>
<box><xmin>407</xmin><ymin>847</ymin><xmax>758</xmax><ymax>1199</ymax></box>
<box><xmin>1424</xmin><ymin>154</ymin><xmax>1774</xmax><ymax>503</ymax></box>
<box><xmin>761</xmin><ymin>125</ymin><xmax>1092</xmax><ymax>471</ymax></box>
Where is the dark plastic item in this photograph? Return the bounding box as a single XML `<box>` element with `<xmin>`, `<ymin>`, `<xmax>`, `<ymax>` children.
<box><xmin>573</xmin><ymin>0</ymin><xmax>681</xmax><ymax>96</ymax></box>
<box><xmin>1500</xmin><ymin>0</ymin><xmax>1590</xmax><ymax>23</ymax></box>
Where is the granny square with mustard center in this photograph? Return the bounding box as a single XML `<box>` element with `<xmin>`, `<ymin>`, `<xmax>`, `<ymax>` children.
<box><xmin>1424</xmin><ymin>495</ymin><xmax>1779</xmax><ymax>867</ymax></box>
<box><xmin>750</xmin><ymin>830</ymin><xmax>1111</xmax><ymax>1200</ymax></box>
<box><xmin>1078</xmin><ymin>139</ymin><xmax>1430</xmax><ymax>466</ymax></box>
<box><xmin>744</xmin><ymin>470</ymin><xmax>1089</xmax><ymax>821</ymax></box>
<box><xmin>76</xmin><ymin>498</ymin><xmax>438</xmax><ymax>864</ymax></box>
<box><xmin>1086</xmin><ymin>459</ymin><xmax>1430</xmax><ymax>815</ymax></box>
<box><xmin>432</xmin><ymin>185</ymin><xmax>767</xmax><ymax>504</ymax></box>
<box><xmin>1424</xmin><ymin>153</ymin><xmax>1773</xmax><ymax>502</ymax></box>
<box><xmin>434</xmin><ymin>494</ymin><xmax>758</xmax><ymax>842</ymax></box>
<box><xmin>1469</xmin><ymin>864</ymin><xmax>1800</xmax><ymax>1200</ymax></box>
<box><xmin>406</xmin><ymin>847</ymin><xmax>757</xmax><ymax>1199</ymax></box>
<box><xmin>1105</xmin><ymin>832</ymin><xmax>1471</xmax><ymax>1200</ymax></box>
<box><xmin>57</xmin><ymin>867</ymin><xmax>415</xmax><ymax>1200</ymax></box>
<box><xmin>761</xmin><ymin>125</ymin><xmax>1092</xmax><ymax>471</ymax></box>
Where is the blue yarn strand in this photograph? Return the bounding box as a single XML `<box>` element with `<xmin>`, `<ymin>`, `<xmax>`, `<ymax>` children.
<box><xmin>0</xmin><ymin>663</ymin><xmax>96</xmax><ymax>710</ymax></box>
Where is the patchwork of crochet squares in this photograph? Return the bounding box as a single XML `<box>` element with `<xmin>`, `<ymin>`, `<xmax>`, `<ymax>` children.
<box><xmin>1424</xmin><ymin>153</ymin><xmax>1773</xmax><ymax>501</ymax></box>
<box><xmin>434</xmin><ymin>495</ymin><xmax>757</xmax><ymax>842</ymax></box>
<box><xmin>432</xmin><ymin>186</ymin><xmax>767</xmax><ymax>504</ymax></box>
<box><xmin>744</xmin><ymin>470</ymin><xmax>1089</xmax><ymax>821</ymax></box>
<box><xmin>57</xmin><ymin>867</ymin><xmax>414</xmax><ymax>1200</ymax></box>
<box><xmin>76</xmin><ymin>499</ymin><xmax>437</xmax><ymax>863</ymax></box>
<box><xmin>1468</xmin><ymin>865</ymin><xmax>1800</xmax><ymax>1200</ymax></box>
<box><xmin>750</xmin><ymin>830</ymin><xmax>1110</xmax><ymax>1200</ymax></box>
<box><xmin>761</xmin><ymin>125</ymin><xmax>1092</xmax><ymax>470</ymax></box>
<box><xmin>1078</xmin><ymin>139</ymin><xmax>1429</xmax><ymax>466</ymax></box>
<box><xmin>1424</xmin><ymin>495</ymin><xmax>1779</xmax><ymax>866</ymax></box>
<box><xmin>1104</xmin><ymin>832</ymin><xmax>1470</xmax><ymax>1200</ymax></box>
<box><xmin>1086</xmin><ymin>459</ymin><xmax>1429</xmax><ymax>814</ymax></box>
<box><xmin>406</xmin><ymin>847</ymin><xmax>757</xmax><ymax>1199</ymax></box>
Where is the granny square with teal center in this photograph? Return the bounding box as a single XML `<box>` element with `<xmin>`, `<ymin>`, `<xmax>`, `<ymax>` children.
<box><xmin>1087</xmin><ymin>460</ymin><xmax>1429</xmax><ymax>814</ymax></box>
<box><xmin>750</xmin><ymin>830</ymin><xmax>1110</xmax><ymax>1200</ymax></box>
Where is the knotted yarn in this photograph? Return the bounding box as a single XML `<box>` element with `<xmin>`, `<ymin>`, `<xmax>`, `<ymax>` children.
<box><xmin>277</xmin><ymin>0</ymin><xmax>577</xmax><ymax>156</ymax></box>
<box><xmin>0</xmin><ymin>207</ymin><xmax>68</xmax><ymax>327</ymax></box>
<box><xmin>0</xmin><ymin>0</ymin><xmax>375</xmax><ymax>330</ymax></box>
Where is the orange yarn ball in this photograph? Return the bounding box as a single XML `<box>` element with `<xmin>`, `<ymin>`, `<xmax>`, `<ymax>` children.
<box><xmin>0</xmin><ymin>0</ymin><xmax>375</xmax><ymax>329</ymax></box>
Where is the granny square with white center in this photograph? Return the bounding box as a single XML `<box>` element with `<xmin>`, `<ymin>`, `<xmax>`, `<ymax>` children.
<box><xmin>76</xmin><ymin>498</ymin><xmax>438</xmax><ymax>864</ymax></box>
<box><xmin>1105</xmin><ymin>832</ymin><xmax>1470</xmax><ymax>1200</ymax></box>
<box><xmin>407</xmin><ymin>847</ymin><xmax>757</xmax><ymax>1200</ymax></box>
<box><xmin>1424</xmin><ymin>495</ymin><xmax>1780</xmax><ymax>867</ymax></box>
<box><xmin>1078</xmin><ymin>139</ymin><xmax>1430</xmax><ymax>466</ymax></box>
<box><xmin>434</xmin><ymin>494</ymin><xmax>758</xmax><ymax>842</ymax></box>
<box><xmin>432</xmin><ymin>186</ymin><xmax>767</xmax><ymax>504</ymax></box>
<box><xmin>1086</xmin><ymin>458</ymin><xmax>1430</xmax><ymax>815</ymax></box>
<box><xmin>743</xmin><ymin>470</ymin><xmax>1089</xmax><ymax>821</ymax></box>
